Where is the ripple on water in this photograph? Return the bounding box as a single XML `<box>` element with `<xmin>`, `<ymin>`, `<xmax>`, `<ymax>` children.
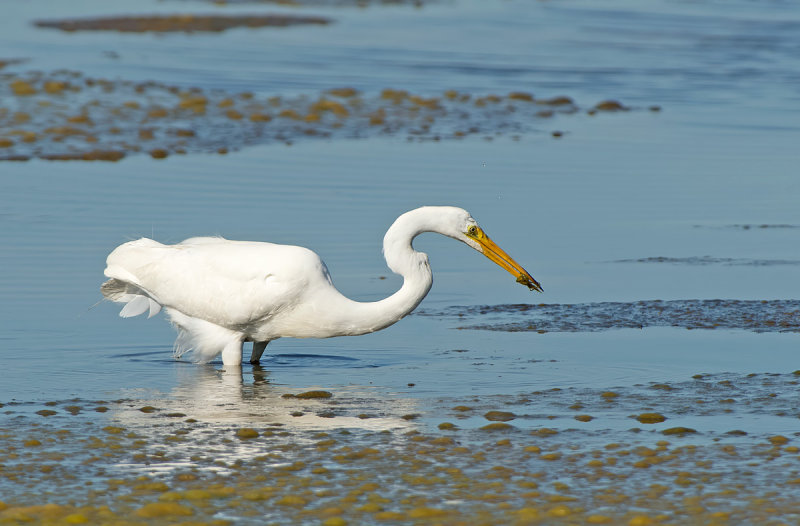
<box><xmin>611</xmin><ymin>256</ymin><xmax>800</xmax><ymax>266</ymax></box>
<box><xmin>421</xmin><ymin>299</ymin><xmax>800</xmax><ymax>333</ymax></box>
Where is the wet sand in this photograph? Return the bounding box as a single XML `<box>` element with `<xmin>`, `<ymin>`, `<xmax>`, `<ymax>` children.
<box><xmin>3</xmin><ymin>370</ymin><xmax>800</xmax><ymax>524</ymax></box>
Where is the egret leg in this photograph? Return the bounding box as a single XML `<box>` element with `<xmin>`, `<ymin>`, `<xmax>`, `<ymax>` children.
<box><xmin>250</xmin><ymin>341</ymin><xmax>269</xmax><ymax>364</ymax></box>
<box><xmin>221</xmin><ymin>340</ymin><xmax>243</xmax><ymax>366</ymax></box>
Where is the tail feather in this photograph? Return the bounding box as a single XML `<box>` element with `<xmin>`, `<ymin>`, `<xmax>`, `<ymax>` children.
<box><xmin>119</xmin><ymin>295</ymin><xmax>150</xmax><ymax>318</ymax></box>
<box><xmin>101</xmin><ymin>278</ymin><xmax>162</xmax><ymax>319</ymax></box>
<box><xmin>102</xmin><ymin>272</ymin><xmax>241</xmax><ymax>363</ymax></box>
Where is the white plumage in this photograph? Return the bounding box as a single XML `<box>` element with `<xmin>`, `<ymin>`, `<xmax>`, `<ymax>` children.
<box><xmin>102</xmin><ymin>206</ymin><xmax>541</xmax><ymax>365</ymax></box>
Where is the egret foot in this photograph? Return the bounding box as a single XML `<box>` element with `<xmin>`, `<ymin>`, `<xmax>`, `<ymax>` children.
<box><xmin>250</xmin><ymin>341</ymin><xmax>269</xmax><ymax>364</ymax></box>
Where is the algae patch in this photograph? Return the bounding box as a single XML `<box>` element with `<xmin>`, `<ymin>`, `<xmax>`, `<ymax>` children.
<box><xmin>0</xmin><ymin>71</ymin><xmax>648</xmax><ymax>161</ymax></box>
<box><xmin>3</xmin><ymin>372</ymin><xmax>800</xmax><ymax>525</ymax></box>
<box><xmin>34</xmin><ymin>14</ymin><xmax>331</xmax><ymax>33</ymax></box>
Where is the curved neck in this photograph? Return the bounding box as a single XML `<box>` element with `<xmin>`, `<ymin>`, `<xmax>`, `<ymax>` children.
<box><xmin>322</xmin><ymin>209</ymin><xmax>440</xmax><ymax>336</ymax></box>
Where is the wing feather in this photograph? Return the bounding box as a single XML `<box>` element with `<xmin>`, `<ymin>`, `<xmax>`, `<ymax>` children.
<box><xmin>103</xmin><ymin>237</ymin><xmax>330</xmax><ymax>329</ymax></box>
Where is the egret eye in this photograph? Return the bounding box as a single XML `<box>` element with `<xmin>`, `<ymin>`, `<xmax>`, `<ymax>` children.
<box><xmin>467</xmin><ymin>225</ymin><xmax>479</xmax><ymax>236</ymax></box>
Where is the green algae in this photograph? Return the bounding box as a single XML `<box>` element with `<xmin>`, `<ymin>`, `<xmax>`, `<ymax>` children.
<box><xmin>636</xmin><ymin>413</ymin><xmax>667</xmax><ymax>424</ymax></box>
<box><xmin>0</xmin><ymin>70</ymin><xmax>644</xmax><ymax>161</ymax></box>
<box><xmin>4</xmin><ymin>373</ymin><xmax>800</xmax><ymax>524</ymax></box>
<box><xmin>480</xmin><ymin>422</ymin><xmax>513</xmax><ymax>432</ymax></box>
<box><xmin>35</xmin><ymin>14</ymin><xmax>332</xmax><ymax>33</ymax></box>
<box><xmin>235</xmin><ymin>428</ymin><xmax>260</xmax><ymax>439</ymax></box>
<box><xmin>484</xmin><ymin>410</ymin><xmax>516</xmax><ymax>422</ymax></box>
<box><xmin>661</xmin><ymin>427</ymin><xmax>697</xmax><ymax>436</ymax></box>
<box><xmin>294</xmin><ymin>391</ymin><xmax>334</xmax><ymax>400</ymax></box>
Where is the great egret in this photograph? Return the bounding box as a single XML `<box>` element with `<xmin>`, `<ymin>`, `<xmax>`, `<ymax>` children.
<box><xmin>102</xmin><ymin>206</ymin><xmax>541</xmax><ymax>365</ymax></box>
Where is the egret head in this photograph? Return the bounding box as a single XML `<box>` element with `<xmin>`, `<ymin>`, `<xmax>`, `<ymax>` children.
<box><xmin>386</xmin><ymin>206</ymin><xmax>542</xmax><ymax>292</ymax></box>
<box><xmin>444</xmin><ymin>207</ymin><xmax>543</xmax><ymax>292</ymax></box>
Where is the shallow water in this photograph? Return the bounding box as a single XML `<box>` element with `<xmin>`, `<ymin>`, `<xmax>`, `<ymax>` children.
<box><xmin>2</xmin><ymin>0</ymin><xmax>800</xmax><ymax>523</ymax></box>
<box><xmin>423</xmin><ymin>299</ymin><xmax>800</xmax><ymax>333</ymax></box>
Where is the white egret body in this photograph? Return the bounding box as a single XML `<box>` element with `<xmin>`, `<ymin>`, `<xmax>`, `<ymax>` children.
<box><xmin>102</xmin><ymin>206</ymin><xmax>541</xmax><ymax>365</ymax></box>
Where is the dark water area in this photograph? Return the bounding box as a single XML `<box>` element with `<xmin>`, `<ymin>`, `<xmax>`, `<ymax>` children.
<box><xmin>2</xmin><ymin>0</ymin><xmax>800</xmax><ymax>523</ymax></box>
<box><xmin>423</xmin><ymin>299</ymin><xmax>800</xmax><ymax>333</ymax></box>
<box><xmin>611</xmin><ymin>256</ymin><xmax>800</xmax><ymax>266</ymax></box>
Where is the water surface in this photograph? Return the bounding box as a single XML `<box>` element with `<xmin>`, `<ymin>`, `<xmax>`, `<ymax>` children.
<box><xmin>2</xmin><ymin>0</ymin><xmax>800</xmax><ymax>523</ymax></box>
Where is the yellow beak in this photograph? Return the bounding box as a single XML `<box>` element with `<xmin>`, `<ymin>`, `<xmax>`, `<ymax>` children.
<box><xmin>469</xmin><ymin>227</ymin><xmax>542</xmax><ymax>292</ymax></box>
